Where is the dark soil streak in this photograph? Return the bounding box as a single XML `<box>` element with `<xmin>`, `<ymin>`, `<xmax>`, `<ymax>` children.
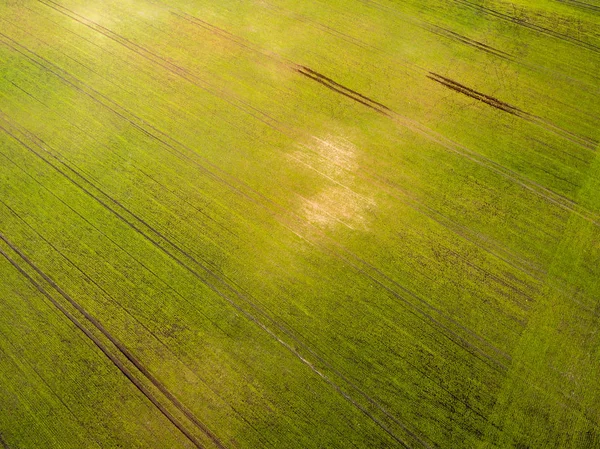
<box><xmin>295</xmin><ymin>66</ymin><xmax>392</xmax><ymax>117</ymax></box>
<box><xmin>296</xmin><ymin>68</ymin><xmax>388</xmax><ymax>114</ymax></box>
<box><xmin>298</xmin><ymin>66</ymin><xmax>392</xmax><ymax>112</ymax></box>
<box><xmin>428</xmin><ymin>73</ymin><xmax>524</xmax><ymax>115</ymax></box>
<box><xmin>428</xmin><ymin>72</ymin><xmax>598</xmax><ymax>150</ymax></box>
<box><xmin>0</xmin><ymin>242</ymin><xmax>208</xmax><ymax>449</ymax></box>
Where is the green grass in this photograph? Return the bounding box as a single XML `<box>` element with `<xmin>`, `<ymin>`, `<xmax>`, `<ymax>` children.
<box><xmin>1</xmin><ymin>0</ymin><xmax>599</xmax><ymax>447</ymax></box>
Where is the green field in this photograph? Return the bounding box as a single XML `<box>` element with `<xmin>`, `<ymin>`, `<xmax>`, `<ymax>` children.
<box><xmin>1</xmin><ymin>0</ymin><xmax>599</xmax><ymax>448</ymax></box>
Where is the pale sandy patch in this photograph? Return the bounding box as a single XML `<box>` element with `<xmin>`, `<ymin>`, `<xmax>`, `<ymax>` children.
<box><xmin>292</xmin><ymin>135</ymin><xmax>376</xmax><ymax>231</ymax></box>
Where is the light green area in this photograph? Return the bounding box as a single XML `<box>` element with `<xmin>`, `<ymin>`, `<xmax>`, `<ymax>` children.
<box><xmin>0</xmin><ymin>0</ymin><xmax>599</xmax><ymax>447</ymax></box>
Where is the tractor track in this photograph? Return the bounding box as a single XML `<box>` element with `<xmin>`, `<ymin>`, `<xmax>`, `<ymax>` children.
<box><xmin>0</xmin><ymin>240</ymin><xmax>214</xmax><ymax>449</ymax></box>
<box><xmin>452</xmin><ymin>0</ymin><xmax>600</xmax><ymax>54</ymax></box>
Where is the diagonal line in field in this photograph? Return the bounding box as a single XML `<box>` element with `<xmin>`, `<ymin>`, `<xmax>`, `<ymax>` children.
<box><xmin>0</xmin><ymin>240</ymin><xmax>215</xmax><ymax>449</ymax></box>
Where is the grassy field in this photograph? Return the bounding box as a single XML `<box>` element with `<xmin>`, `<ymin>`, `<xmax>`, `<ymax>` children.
<box><xmin>1</xmin><ymin>0</ymin><xmax>599</xmax><ymax>448</ymax></box>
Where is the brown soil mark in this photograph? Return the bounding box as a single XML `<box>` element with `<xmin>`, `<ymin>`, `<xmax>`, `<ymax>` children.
<box><xmin>428</xmin><ymin>72</ymin><xmax>524</xmax><ymax>115</ymax></box>
<box><xmin>428</xmin><ymin>73</ymin><xmax>597</xmax><ymax>149</ymax></box>
<box><xmin>295</xmin><ymin>65</ymin><xmax>392</xmax><ymax>116</ymax></box>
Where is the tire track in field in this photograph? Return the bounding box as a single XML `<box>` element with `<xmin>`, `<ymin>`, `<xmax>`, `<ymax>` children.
<box><xmin>0</xmin><ymin>241</ymin><xmax>213</xmax><ymax>449</ymax></box>
<box><xmin>0</xmin><ymin>114</ymin><xmax>429</xmax><ymax>449</ymax></box>
<box><xmin>0</xmin><ymin>143</ymin><xmax>234</xmax><ymax>449</ymax></box>
<box><xmin>0</xmin><ymin>232</ymin><xmax>227</xmax><ymax>449</ymax></box>
<box><xmin>427</xmin><ymin>73</ymin><xmax>598</xmax><ymax>151</ymax></box>
<box><xmin>0</xmin><ymin>198</ymin><xmax>262</xmax><ymax>436</ymax></box>
<box><xmin>451</xmin><ymin>0</ymin><xmax>600</xmax><ymax>54</ymax></box>
<box><xmin>428</xmin><ymin>73</ymin><xmax>524</xmax><ymax>116</ymax></box>
<box><xmin>426</xmin><ymin>24</ymin><xmax>512</xmax><ymax>59</ymax></box>
<box><xmin>294</xmin><ymin>65</ymin><xmax>393</xmax><ymax>115</ymax></box>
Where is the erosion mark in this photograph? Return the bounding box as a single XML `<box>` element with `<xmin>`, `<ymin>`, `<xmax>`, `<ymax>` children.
<box><xmin>0</xmin><ymin>241</ymin><xmax>209</xmax><ymax>449</ymax></box>
<box><xmin>428</xmin><ymin>73</ymin><xmax>523</xmax><ymax>115</ymax></box>
<box><xmin>0</xmin><ymin>433</ymin><xmax>9</xmax><ymax>449</ymax></box>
